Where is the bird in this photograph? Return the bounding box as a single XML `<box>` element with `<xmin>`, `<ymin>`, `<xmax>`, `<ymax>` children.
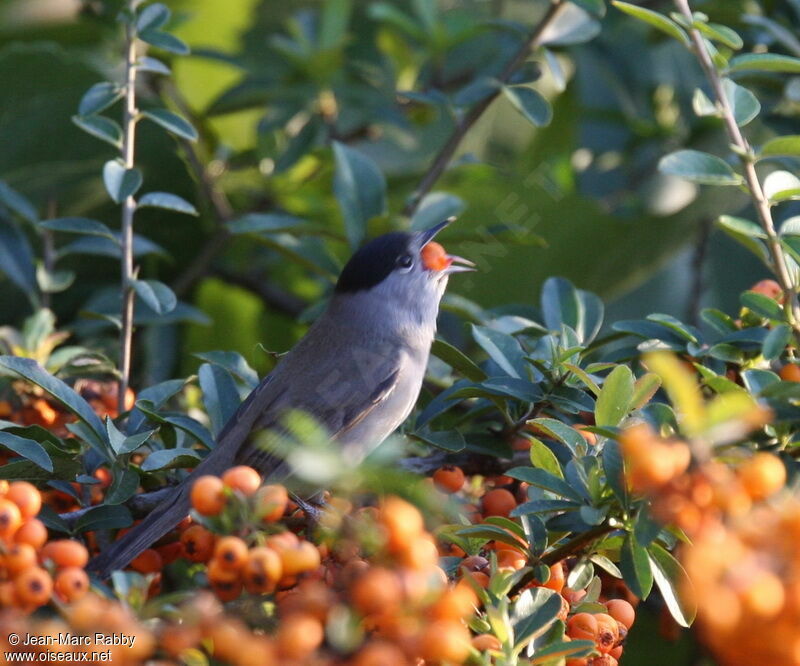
<box><xmin>88</xmin><ymin>217</ymin><xmax>473</xmax><ymax>577</ymax></box>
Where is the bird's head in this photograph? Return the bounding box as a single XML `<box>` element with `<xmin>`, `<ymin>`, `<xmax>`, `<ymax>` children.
<box><xmin>332</xmin><ymin>217</ymin><xmax>474</xmax><ymax>332</ymax></box>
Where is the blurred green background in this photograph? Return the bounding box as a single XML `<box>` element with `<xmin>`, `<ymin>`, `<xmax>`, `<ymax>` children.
<box><xmin>4</xmin><ymin>0</ymin><xmax>799</xmax><ymax>662</ymax></box>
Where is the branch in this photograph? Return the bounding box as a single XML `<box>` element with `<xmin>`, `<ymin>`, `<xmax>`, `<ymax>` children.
<box><xmin>118</xmin><ymin>7</ymin><xmax>139</xmax><ymax>414</ymax></box>
<box><xmin>58</xmin><ymin>487</ymin><xmax>174</xmax><ymax>531</ymax></box>
<box><xmin>401</xmin><ymin>0</ymin><xmax>566</xmax><ymax>217</ymax></box>
<box><xmin>674</xmin><ymin>0</ymin><xmax>800</xmax><ymax>331</ymax></box>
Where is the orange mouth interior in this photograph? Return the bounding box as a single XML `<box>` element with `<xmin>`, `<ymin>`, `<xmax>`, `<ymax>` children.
<box><xmin>421</xmin><ymin>242</ymin><xmax>452</xmax><ymax>272</ymax></box>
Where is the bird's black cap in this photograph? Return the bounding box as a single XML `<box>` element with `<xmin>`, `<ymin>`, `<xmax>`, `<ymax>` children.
<box><xmin>335</xmin><ymin>232</ymin><xmax>413</xmax><ymax>293</ymax></box>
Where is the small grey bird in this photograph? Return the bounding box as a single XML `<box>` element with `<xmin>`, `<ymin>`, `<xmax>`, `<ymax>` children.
<box><xmin>89</xmin><ymin>218</ymin><xmax>473</xmax><ymax>577</ymax></box>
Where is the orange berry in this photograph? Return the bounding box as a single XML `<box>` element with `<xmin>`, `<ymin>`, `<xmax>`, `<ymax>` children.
<box><xmin>0</xmin><ymin>499</ymin><xmax>22</xmax><ymax>539</ymax></box>
<box><xmin>471</xmin><ymin>634</ymin><xmax>502</xmax><ymax>651</ymax></box>
<box><xmin>750</xmin><ymin>279</ymin><xmax>782</xmax><ymax>300</ymax></box>
<box><xmin>380</xmin><ymin>496</ymin><xmax>424</xmax><ymax>552</ymax></box>
<box><xmin>430</xmin><ymin>583</ymin><xmax>477</xmax><ymax>620</ymax></box>
<box><xmin>5</xmin><ymin>543</ymin><xmax>37</xmax><ymax>575</ymax></box>
<box><xmin>6</xmin><ymin>481</ymin><xmax>41</xmax><ymax>519</ymax></box>
<box><xmin>14</xmin><ymin>566</ymin><xmax>52</xmax><ymax>607</ymax></box>
<box><xmin>590</xmin><ymin>656</ymin><xmax>618</xmax><ymax>666</ymax></box>
<box><xmin>567</xmin><ymin>613</ymin><xmax>599</xmax><ymax>641</ymax></box>
<box><xmin>432</xmin><ymin>465</ymin><xmax>465</xmax><ymax>493</ymax></box>
<box><xmin>420</xmin><ymin>241</ymin><xmax>451</xmax><ymax>272</ymax></box>
<box><xmin>398</xmin><ymin>535</ymin><xmax>439</xmax><ymax>570</ymax></box>
<box><xmin>278</xmin><ymin>540</ymin><xmax>321</xmax><ymax>577</ymax></box>
<box><xmin>243</xmin><ymin>546</ymin><xmax>282</xmax><ymax>595</ymax></box>
<box><xmin>276</xmin><ymin>613</ymin><xmax>324</xmax><ymax>660</ymax></box>
<box><xmin>739</xmin><ymin>453</ymin><xmax>786</xmax><ymax>501</ymax></box>
<box><xmin>31</xmin><ymin>399</ymin><xmax>58</xmax><ymax>426</ymax></box>
<box><xmin>41</xmin><ymin>539</ymin><xmax>89</xmax><ymax>569</ymax></box>
<box><xmin>211</xmin><ymin>578</ymin><xmax>243</xmax><ymax>602</ymax></box>
<box><xmin>93</xmin><ymin>467</ymin><xmax>113</xmax><ymax>489</ymax></box>
<box><xmin>255</xmin><ymin>484</ymin><xmax>289</xmax><ymax>523</ymax></box>
<box><xmin>497</xmin><ymin>549</ymin><xmax>527</xmax><ymax>571</ymax></box>
<box><xmin>594</xmin><ymin>613</ymin><xmax>619</xmax><ymax>653</ymax></box>
<box><xmin>605</xmin><ymin>599</ymin><xmax>635</xmax><ymax>629</ymax></box>
<box><xmin>352</xmin><ymin>641</ymin><xmax>408</xmax><ymax>666</ymax></box>
<box><xmin>464</xmin><ymin>570</ymin><xmax>490</xmax><ymax>588</ymax></box>
<box><xmin>130</xmin><ymin>548</ymin><xmax>163</xmax><ymax>574</ymax></box>
<box><xmin>351</xmin><ymin>567</ymin><xmax>402</xmax><ymax>615</ymax></box>
<box><xmin>780</xmin><ymin>364</ymin><xmax>800</xmax><ymax>382</ymax></box>
<box><xmin>221</xmin><ymin>466</ymin><xmax>261</xmax><ymax>496</ymax></box>
<box><xmin>207</xmin><ymin>557</ymin><xmax>240</xmax><ymax>584</ymax></box>
<box><xmin>190</xmin><ymin>475</ymin><xmax>226</xmax><ymax>516</ymax></box>
<box><xmin>418</xmin><ymin>620</ymin><xmax>471</xmax><ymax>663</ymax></box>
<box><xmin>481</xmin><ymin>488</ymin><xmax>516</xmax><ymax>517</ymax></box>
<box><xmin>180</xmin><ymin>525</ymin><xmax>215</xmax><ymax>563</ymax></box>
<box><xmin>213</xmin><ymin>537</ymin><xmax>249</xmax><ymax>571</ymax></box>
<box><xmin>54</xmin><ymin>567</ymin><xmax>90</xmax><ymax>602</ymax></box>
<box><xmin>543</xmin><ymin>562</ymin><xmax>566</xmax><ymax>593</ymax></box>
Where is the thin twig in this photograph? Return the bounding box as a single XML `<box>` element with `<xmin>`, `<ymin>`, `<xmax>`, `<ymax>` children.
<box><xmin>674</xmin><ymin>0</ymin><xmax>800</xmax><ymax>331</ymax></box>
<box><xmin>118</xmin><ymin>8</ymin><xmax>139</xmax><ymax>414</ymax></box>
<box><xmin>401</xmin><ymin>0</ymin><xmax>566</xmax><ymax>217</ymax></box>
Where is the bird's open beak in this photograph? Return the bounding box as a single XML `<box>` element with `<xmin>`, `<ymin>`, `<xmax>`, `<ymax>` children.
<box><xmin>444</xmin><ymin>255</ymin><xmax>476</xmax><ymax>274</ymax></box>
<box><xmin>417</xmin><ymin>216</ymin><xmax>456</xmax><ymax>247</ymax></box>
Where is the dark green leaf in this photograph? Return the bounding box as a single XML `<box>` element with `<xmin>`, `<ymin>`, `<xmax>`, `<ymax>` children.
<box><xmin>193</xmin><ymin>351</ymin><xmax>259</xmax><ymax>389</ymax></box>
<box><xmin>527</xmin><ymin>418</ymin><xmax>586</xmax><ymax>455</ymax></box>
<box><xmin>105</xmin><ymin>467</ymin><xmax>140</xmax><ymax>505</ymax></box>
<box><xmin>763</xmin><ymin>324</ymin><xmax>792</xmax><ymax>361</ymax></box>
<box><xmin>761</xmin><ymin>135</ymin><xmax>800</xmax><ymax>158</ymax></box>
<box><xmin>528</xmin><ymin>437</ymin><xmax>564</xmax><ymax>478</ymax></box>
<box><xmin>138</xmin><ymin>192</ymin><xmax>198</xmax><ymax>215</ymax></box>
<box><xmin>507</xmin><ymin>467</ymin><xmax>584</xmax><ymax>502</ymax></box>
<box><xmin>140</xmin><ymin>447</ymin><xmax>202</xmax><ymax>472</ymax></box>
<box><xmin>0</xmin><ymin>180</ymin><xmax>38</xmax><ymax>223</ymax></box>
<box><xmin>410</xmin><ymin>427</ymin><xmax>466</xmax><ymax>452</ymax></box>
<box><xmin>142</xmin><ymin>109</ymin><xmax>198</xmax><ymax>141</ymax></box>
<box><xmin>595</xmin><ymin>365</ymin><xmax>634</xmax><ymax>427</ymax></box>
<box><xmin>0</xmin><ymin>222</ymin><xmax>37</xmax><ymax>298</ymax></box>
<box><xmin>0</xmin><ymin>431</ymin><xmax>52</xmax><ymax>471</ymax></box>
<box><xmin>530</xmin><ymin>640</ymin><xmax>596</xmax><ymax>664</ymax></box>
<box><xmin>78</xmin><ymin>82</ymin><xmax>122</xmax><ymax>116</ymax></box>
<box><xmin>649</xmin><ymin>542</ymin><xmax>696</xmax><ymax>627</ymax></box>
<box><xmin>139</xmin><ymin>30</ymin><xmax>190</xmax><ymax>54</ymax></box>
<box><xmin>728</xmin><ymin>53</ymin><xmax>800</xmax><ymax>73</ymax></box>
<box><xmin>103</xmin><ymin>161</ymin><xmax>142</xmax><ymax>204</ymax></box>
<box><xmin>227</xmin><ymin>213</ymin><xmax>305</xmax><ymax>235</ymax></box>
<box><xmin>136</xmin><ymin>56</ymin><xmax>170</xmax><ymax>75</ymax></box>
<box><xmin>71</xmin><ymin>115</ymin><xmax>122</xmax><ymax>148</ymax></box>
<box><xmin>40</xmin><ymin>217</ymin><xmax>117</xmax><ymax>241</ymax></box>
<box><xmin>541</xmin><ymin>277</ymin><xmax>580</xmax><ymax>332</ymax></box>
<box><xmin>136</xmin><ymin>2</ymin><xmax>170</xmax><ymax>32</ymax></box>
<box><xmin>512</xmin><ymin>588</ymin><xmax>562</xmax><ymax>646</ymax></box>
<box><xmin>695</xmin><ymin>22</ymin><xmax>743</xmax><ymax>50</ymax></box>
<box><xmin>611</xmin><ymin>2</ymin><xmax>689</xmax><ymax>45</ymax></box>
<box><xmin>332</xmin><ymin>141</ymin><xmax>387</xmax><ymax>248</ymax></box>
<box><xmin>471</xmin><ymin>325</ymin><xmax>527</xmax><ymax>378</ymax></box>
<box><xmin>740</xmin><ymin>290</ymin><xmax>785</xmax><ymax>321</ymax></box>
<box><xmin>502</xmin><ymin>86</ymin><xmax>552</xmax><ymax>127</ymax></box>
<box><xmin>569</xmin><ymin>0</ymin><xmax>605</xmax><ymax>17</ymax></box>
<box><xmin>722</xmin><ymin>79</ymin><xmax>760</xmax><ymax>127</ymax></box>
<box><xmin>620</xmin><ymin>533</ymin><xmax>653</xmax><ymax>598</ymax></box>
<box><xmin>132</xmin><ymin>279</ymin><xmax>177</xmax><ymax>315</ymax></box>
<box><xmin>659</xmin><ymin>150</ymin><xmax>742</xmax><ymax>186</ymax></box>
<box><xmin>410</xmin><ymin>193</ymin><xmax>465</xmax><ymax>231</ymax></box>
<box><xmin>431</xmin><ymin>338</ymin><xmax>487</xmax><ymax>382</ymax></box>
<box><xmin>74</xmin><ymin>505</ymin><xmax>132</xmax><ymax>533</ymax></box>
<box><xmin>199</xmin><ymin>363</ymin><xmax>241</xmax><ymax>437</ymax></box>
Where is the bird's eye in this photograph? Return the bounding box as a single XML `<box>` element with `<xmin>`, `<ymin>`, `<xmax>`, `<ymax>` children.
<box><xmin>397</xmin><ymin>254</ymin><xmax>414</xmax><ymax>270</ymax></box>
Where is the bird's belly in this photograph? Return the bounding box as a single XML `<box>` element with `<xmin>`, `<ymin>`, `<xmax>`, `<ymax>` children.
<box><xmin>336</xmin><ymin>364</ymin><xmax>423</xmax><ymax>462</ymax></box>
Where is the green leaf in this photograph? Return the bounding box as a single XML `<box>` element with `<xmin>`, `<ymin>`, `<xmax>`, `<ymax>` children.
<box><xmin>74</xmin><ymin>505</ymin><xmax>133</xmax><ymax>533</ymax></box>
<box><xmin>761</xmin><ymin>135</ymin><xmax>800</xmax><ymax>158</ymax></box>
<box><xmin>512</xmin><ymin>588</ymin><xmax>562</xmax><ymax>647</ymax></box>
<box><xmin>568</xmin><ymin>0</ymin><xmax>606</xmax><ymax>17</ymax></box>
<box><xmin>0</xmin><ymin>181</ymin><xmax>37</xmax><ymax>223</ymax></box>
<box><xmin>410</xmin><ymin>192</ymin><xmax>465</xmax><ymax>231</ymax></box>
<box><xmin>541</xmin><ymin>277</ymin><xmax>580</xmax><ymax>332</ymax></box>
<box><xmin>102</xmin><ymin>161</ymin><xmax>142</xmax><ymax>204</ymax></box>
<box><xmin>611</xmin><ymin>2</ymin><xmax>689</xmax><ymax>46</ymax></box>
<box><xmin>692</xmin><ymin>88</ymin><xmax>717</xmax><ymax>117</ymax></box>
<box><xmin>39</xmin><ymin>217</ymin><xmax>117</xmax><ymax>242</ymax></box>
<box><xmin>332</xmin><ymin>141</ymin><xmax>387</xmax><ymax>248</ymax></box>
<box><xmin>136</xmin><ymin>56</ymin><xmax>170</xmax><ymax>75</ymax></box>
<box><xmin>0</xmin><ymin>357</ymin><xmax>108</xmax><ymax>455</ymax></box>
<box><xmin>319</xmin><ymin>0</ymin><xmax>353</xmax><ymax>49</ymax></box>
<box><xmin>0</xmin><ymin>431</ymin><xmax>52</xmax><ymax>471</ymax></box>
<box><xmin>227</xmin><ymin>213</ymin><xmax>305</xmax><ymax>235</ymax></box>
<box><xmin>620</xmin><ymin>533</ymin><xmax>653</xmax><ymax>598</ymax></box>
<box><xmin>471</xmin><ymin>325</ymin><xmax>527</xmax><ymax>378</ymax></box>
<box><xmin>410</xmin><ymin>427</ymin><xmax>466</xmax><ymax>452</ymax></box>
<box><xmin>456</xmin><ymin>524</ymin><xmax>529</xmax><ymax>551</ymax></box>
<box><xmin>658</xmin><ymin>150</ymin><xmax>742</xmax><ymax>186</ymax></box>
<box><xmin>695</xmin><ymin>22</ymin><xmax>743</xmax><ymax>50</ymax></box>
<box><xmin>741</xmin><ymin>290</ymin><xmax>785</xmax><ymax>321</ymax></box>
<box><xmin>648</xmin><ymin>542</ymin><xmax>696</xmax><ymax>627</ymax></box>
<box><xmin>105</xmin><ymin>467</ymin><xmax>140</xmax><ymax>505</ymax></box>
<box><xmin>763</xmin><ymin>323</ymin><xmax>793</xmax><ymax>361</ymax></box>
<box><xmin>131</xmin><ymin>279</ymin><xmax>177</xmax><ymax>315</ymax></box>
<box><xmin>764</xmin><ymin>170</ymin><xmax>800</xmax><ymax>203</ymax></box>
<box><xmin>502</xmin><ymin>86</ymin><xmax>552</xmax><ymax>127</ymax></box>
<box><xmin>717</xmin><ymin>215</ymin><xmax>767</xmax><ymax>239</ymax></box>
<box><xmin>136</xmin><ymin>2</ymin><xmax>170</xmax><ymax>33</ymax></box>
<box><xmin>631</xmin><ymin>372</ymin><xmax>662</xmax><ymax>410</ymax></box>
<box><xmin>78</xmin><ymin>82</ymin><xmax>122</xmax><ymax>116</ymax></box>
<box><xmin>138</xmin><ymin>192</ymin><xmax>198</xmax><ymax>215</ymax></box>
<box><xmin>142</xmin><ymin>109</ymin><xmax>198</xmax><ymax>141</ymax></box>
<box><xmin>70</xmin><ymin>115</ymin><xmax>122</xmax><ymax>148</ymax></box>
<box><xmin>430</xmin><ymin>338</ymin><xmax>487</xmax><ymax>382</ymax></box>
<box><xmin>722</xmin><ymin>79</ymin><xmax>760</xmax><ymax>127</ymax></box>
<box><xmin>140</xmin><ymin>447</ymin><xmax>202</xmax><ymax>472</ymax></box>
<box><xmin>595</xmin><ymin>365</ymin><xmax>634</xmax><ymax>427</ymax></box>
<box><xmin>198</xmin><ymin>363</ymin><xmax>241</xmax><ymax>437</ymax></box>
<box><xmin>193</xmin><ymin>351</ymin><xmax>259</xmax><ymax>389</ymax></box>
<box><xmin>728</xmin><ymin>53</ymin><xmax>800</xmax><ymax>74</ymax></box>
<box><xmin>528</xmin><ymin>437</ymin><xmax>564</xmax><ymax>479</ymax></box>
<box><xmin>0</xmin><ymin>222</ymin><xmax>37</xmax><ymax>300</ymax></box>
<box><xmin>506</xmin><ymin>466</ymin><xmax>584</xmax><ymax>502</ymax></box>
<box><xmin>528</xmin><ymin>418</ymin><xmax>586</xmax><ymax>455</ymax></box>
<box><xmin>530</xmin><ymin>640</ymin><xmax>596</xmax><ymax>664</ymax></box>
<box><xmin>139</xmin><ymin>30</ymin><xmax>190</xmax><ymax>55</ymax></box>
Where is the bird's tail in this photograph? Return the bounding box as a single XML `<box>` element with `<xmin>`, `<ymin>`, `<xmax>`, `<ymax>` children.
<box><xmin>87</xmin><ymin>479</ymin><xmax>192</xmax><ymax>579</ymax></box>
